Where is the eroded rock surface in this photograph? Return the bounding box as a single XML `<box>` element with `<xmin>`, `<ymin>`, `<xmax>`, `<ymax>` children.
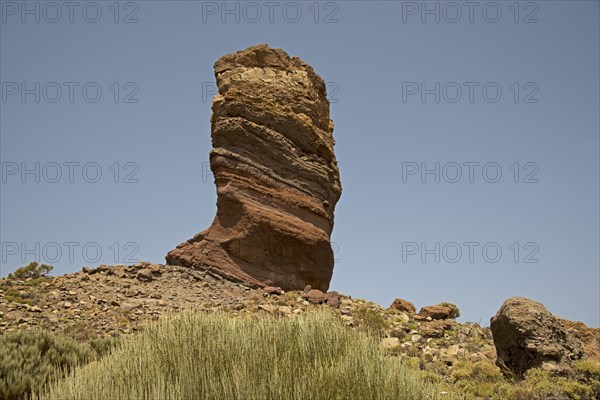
<box><xmin>490</xmin><ymin>296</ymin><xmax>584</xmax><ymax>376</ymax></box>
<box><xmin>166</xmin><ymin>44</ymin><xmax>341</xmax><ymax>291</ymax></box>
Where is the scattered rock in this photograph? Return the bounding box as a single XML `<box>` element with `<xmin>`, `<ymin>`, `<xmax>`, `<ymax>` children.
<box><xmin>419</xmin><ymin>305</ymin><xmax>453</xmax><ymax>320</ymax></box>
<box><xmin>381</xmin><ymin>337</ymin><xmax>400</xmax><ymax>349</ymax></box>
<box><xmin>421</xmin><ymin>319</ymin><xmax>457</xmax><ymax>338</ymax></box>
<box><xmin>258</xmin><ymin>304</ymin><xmax>277</xmax><ymax>313</ymax></box>
<box><xmin>147</xmin><ymin>264</ymin><xmax>162</xmax><ymax>275</ymax></box>
<box><xmin>324</xmin><ymin>291</ymin><xmax>341</xmax><ymax>308</ymax></box>
<box><xmin>396</xmin><ymin>313</ymin><xmax>410</xmax><ymax>323</ymax></box>
<box><xmin>278</xmin><ymin>306</ymin><xmax>292</xmax><ymax>315</ymax></box>
<box><xmin>96</xmin><ymin>265</ymin><xmax>109</xmax><ymax>273</ymax></box>
<box><xmin>120</xmin><ymin>300</ymin><xmax>143</xmax><ymax>313</ymax></box>
<box><xmin>136</xmin><ymin>269</ymin><xmax>154</xmax><ymax>282</ymax></box>
<box><xmin>390</xmin><ymin>298</ymin><xmax>416</xmax><ymax>314</ymax></box>
<box><xmin>262</xmin><ymin>286</ymin><xmax>284</xmax><ymax>296</ymax></box>
<box><xmin>439</xmin><ymin>344</ymin><xmax>464</xmax><ymax>365</ymax></box>
<box><xmin>302</xmin><ymin>289</ymin><xmax>326</xmax><ymax>304</ymax></box>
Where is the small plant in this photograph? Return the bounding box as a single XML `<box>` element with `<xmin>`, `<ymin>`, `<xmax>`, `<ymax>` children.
<box><xmin>438</xmin><ymin>302</ymin><xmax>461</xmax><ymax>319</ymax></box>
<box><xmin>7</xmin><ymin>262</ymin><xmax>53</xmax><ymax>280</ymax></box>
<box><xmin>390</xmin><ymin>328</ymin><xmax>406</xmax><ymax>341</ymax></box>
<box><xmin>406</xmin><ymin>323</ymin><xmax>418</xmax><ymax>331</ymax></box>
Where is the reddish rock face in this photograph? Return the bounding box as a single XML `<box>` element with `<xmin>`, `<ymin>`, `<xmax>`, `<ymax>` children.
<box><xmin>166</xmin><ymin>44</ymin><xmax>342</xmax><ymax>291</ymax></box>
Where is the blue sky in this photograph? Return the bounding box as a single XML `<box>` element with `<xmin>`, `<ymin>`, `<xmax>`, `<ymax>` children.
<box><xmin>1</xmin><ymin>0</ymin><xmax>599</xmax><ymax>326</ymax></box>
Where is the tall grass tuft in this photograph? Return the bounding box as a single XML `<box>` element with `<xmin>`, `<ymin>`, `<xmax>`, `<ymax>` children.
<box><xmin>37</xmin><ymin>310</ymin><xmax>459</xmax><ymax>400</ymax></box>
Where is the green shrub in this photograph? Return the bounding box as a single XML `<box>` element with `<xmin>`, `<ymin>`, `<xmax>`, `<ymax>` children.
<box><xmin>37</xmin><ymin>311</ymin><xmax>459</xmax><ymax>400</ymax></box>
<box><xmin>3</xmin><ymin>290</ymin><xmax>34</xmax><ymax>306</ymax></box>
<box><xmin>7</xmin><ymin>263</ymin><xmax>53</xmax><ymax>280</ymax></box>
<box><xmin>438</xmin><ymin>302</ymin><xmax>461</xmax><ymax>319</ymax></box>
<box><xmin>88</xmin><ymin>336</ymin><xmax>120</xmax><ymax>358</ymax></box>
<box><xmin>574</xmin><ymin>358</ymin><xmax>600</xmax><ymax>379</ymax></box>
<box><xmin>354</xmin><ymin>305</ymin><xmax>387</xmax><ymax>337</ymax></box>
<box><xmin>451</xmin><ymin>360</ymin><xmax>503</xmax><ymax>383</ymax></box>
<box><xmin>451</xmin><ymin>360</ymin><xmax>503</xmax><ymax>397</ymax></box>
<box><xmin>0</xmin><ymin>329</ymin><xmax>95</xmax><ymax>400</ymax></box>
<box><xmin>493</xmin><ymin>368</ymin><xmax>594</xmax><ymax>400</ymax></box>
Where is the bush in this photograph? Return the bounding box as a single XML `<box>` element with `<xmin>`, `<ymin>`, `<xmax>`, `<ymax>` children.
<box><xmin>37</xmin><ymin>311</ymin><xmax>460</xmax><ymax>400</ymax></box>
<box><xmin>0</xmin><ymin>329</ymin><xmax>96</xmax><ymax>400</ymax></box>
<box><xmin>438</xmin><ymin>302</ymin><xmax>461</xmax><ymax>319</ymax></box>
<box><xmin>451</xmin><ymin>360</ymin><xmax>503</xmax><ymax>397</ymax></box>
<box><xmin>494</xmin><ymin>368</ymin><xmax>595</xmax><ymax>400</ymax></box>
<box><xmin>573</xmin><ymin>359</ymin><xmax>600</xmax><ymax>399</ymax></box>
<box><xmin>354</xmin><ymin>305</ymin><xmax>387</xmax><ymax>337</ymax></box>
<box><xmin>451</xmin><ymin>360</ymin><xmax>503</xmax><ymax>383</ymax></box>
<box><xmin>574</xmin><ymin>358</ymin><xmax>600</xmax><ymax>379</ymax></box>
<box><xmin>88</xmin><ymin>336</ymin><xmax>120</xmax><ymax>358</ymax></box>
<box><xmin>7</xmin><ymin>263</ymin><xmax>53</xmax><ymax>280</ymax></box>
<box><xmin>3</xmin><ymin>290</ymin><xmax>34</xmax><ymax>306</ymax></box>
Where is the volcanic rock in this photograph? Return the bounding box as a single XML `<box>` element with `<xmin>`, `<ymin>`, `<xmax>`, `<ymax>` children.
<box><xmin>390</xmin><ymin>298</ymin><xmax>416</xmax><ymax>314</ymax></box>
<box><xmin>262</xmin><ymin>286</ymin><xmax>284</xmax><ymax>296</ymax></box>
<box><xmin>166</xmin><ymin>44</ymin><xmax>342</xmax><ymax>291</ymax></box>
<box><xmin>324</xmin><ymin>291</ymin><xmax>341</xmax><ymax>308</ymax></box>
<box><xmin>303</xmin><ymin>289</ymin><xmax>326</xmax><ymax>304</ymax></box>
<box><xmin>419</xmin><ymin>305</ymin><xmax>453</xmax><ymax>320</ymax></box>
<box><xmin>421</xmin><ymin>319</ymin><xmax>457</xmax><ymax>338</ymax></box>
<box><xmin>490</xmin><ymin>297</ymin><xmax>584</xmax><ymax>376</ymax></box>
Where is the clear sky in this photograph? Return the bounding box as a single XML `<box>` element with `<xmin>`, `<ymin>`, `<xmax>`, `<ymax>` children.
<box><xmin>1</xmin><ymin>0</ymin><xmax>598</xmax><ymax>326</ymax></box>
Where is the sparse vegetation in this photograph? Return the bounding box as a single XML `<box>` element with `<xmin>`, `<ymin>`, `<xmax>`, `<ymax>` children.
<box><xmin>36</xmin><ymin>311</ymin><xmax>459</xmax><ymax>400</ymax></box>
<box><xmin>3</xmin><ymin>289</ymin><xmax>34</xmax><ymax>306</ymax></box>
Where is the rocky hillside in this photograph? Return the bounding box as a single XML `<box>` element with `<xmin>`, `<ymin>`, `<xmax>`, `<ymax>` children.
<box><xmin>2</xmin><ymin>263</ymin><xmax>597</xmax><ymax>380</ymax></box>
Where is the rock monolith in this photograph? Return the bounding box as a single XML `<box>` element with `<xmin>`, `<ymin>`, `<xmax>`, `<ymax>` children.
<box><xmin>166</xmin><ymin>44</ymin><xmax>341</xmax><ymax>291</ymax></box>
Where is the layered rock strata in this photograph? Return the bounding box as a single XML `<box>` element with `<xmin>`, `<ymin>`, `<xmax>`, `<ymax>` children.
<box><xmin>166</xmin><ymin>44</ymin><xmax>341</xmax><ymax>291</ymax></box>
